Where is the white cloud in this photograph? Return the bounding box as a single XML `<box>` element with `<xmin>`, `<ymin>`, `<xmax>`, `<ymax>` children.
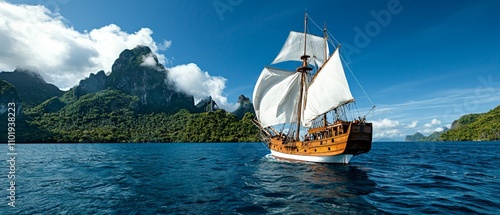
<box><xmin>373</xmin><ymin>118</ymin><xmax>402</xmax><ymax>138</ymax></box>
<box><xmin>424</xmin><ymin>118</ymin><xmax>441</xmax><ymax>128</ymax></box>
<box><xmin>434</xmin><ymin>127</ymin><xmax>445</xmax><ymax>132</ymax></box>
<box><xmin>374</xmin><ymin>128</ymin><xmax>402</xmax><ymax>139</ymax></box>
<box><xmin>158</xmin><ymin>40</ymin><xmax>172</xmax><ymax>51</ymax></box>
<box><xmin>0</xmin><ymin>2</ymin><xmax>169</xmax><ymax>90</ymax></box>
<box><xmin>167</xmin><ymin>63</ymin><xmax>238</xmax><ymax>111</ymax></box>
<box><xmin>140</xmin><ymin>53</ymin><xmax>158</xmax><ymax>68</ymax></box>
<box><xmin>406</xmin><ymin>120</ymin><xmax>418</xmax><ymax>128</ymax></box>
<box><xmin>373</xmin><ymin>118</ymin><xmax>400</xmax><ymax>128</ymax></box>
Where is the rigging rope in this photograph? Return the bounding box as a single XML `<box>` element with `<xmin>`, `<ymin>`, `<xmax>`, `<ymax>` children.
<box><xmin>308</xmin><ymin>15</ymin><xmax>340</xmax><ymax>46</ymax></box>
<box><xmin>308</xmin><ymin>14</ymin><xmax>374</xmax><ymax>106</ymax></box>
<box><xmin>308</xmin><ymin>14</ymin><xmax>376</xmax><ymax>119</ymax></box>
<box><xmin>340</xmin><ymin>54</ymin><xmax>375</xmax><ymax>106</ymax></box>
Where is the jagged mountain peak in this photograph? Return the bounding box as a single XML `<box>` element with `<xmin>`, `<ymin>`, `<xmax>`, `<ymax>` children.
<box><xmin>111</xmin><ymin>45</ymin><xmax>164</xmax><ymax>72</ymax></box>
<box><xmin>74</xmin><ymin>45</ymin><xmax>198</xmax><ymax>114</ymax></box>
<box><xmin>196</xmin><ymin>96</ymin><xmax>219</xmax><ymax>112</ymax></box>
<box><xmin>74</xmin><ymin>70</ymin><xmax>108</xmax><ymax>97</ymax></box>
<box><xmin>4</xmin><ymin>68</ymin><xmax>46</xmax><ymax>84</ymax></box>
<box><xmin>237</xmin><ymin>94</ymin><xmax>251</xmax><ymax>105</ymax></box>
<box><xmin>0</xmin><ymin>68</ymin><xmax>63</xmax><ymax>106</ymax></box>
<box><xmin>233</xmin><ymin>94</ymin><xmax>255</xmax><ymax>119</ymax></box>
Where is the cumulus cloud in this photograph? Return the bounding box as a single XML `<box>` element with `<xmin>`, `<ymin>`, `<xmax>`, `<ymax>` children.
<box><xmin>424</xmin><ymin>118</ymin><xmax>441</xmax><ymax>128</ymax></box>
<box><xmin>167</xmin><ymin>63</ymin><xmax>238</xmax><ymax>111</ymax></box>
<box><xmin>0</xmin><ymin>1</ymin><xmax>237</xmax><ymax>111</ymax></box>
<box><xmin>0</xmin><ymin>2</ymin><xmax>168</xmax><ymax>90</ymax></box>
<box><xmin>140</xmin><ymin>53</ymin><xmax>159</xmax><ymax>68</ymax></box>
<box><xmin>158</xmin><ymin>40</ymin><xmax>172</xmax><ymax>51</ymax></box>
<box><xmin>434</xmin><ymin>127</ymin><xmax>445</xmax><ymax>132</ymax></box>
<box><xmin>406</xmin><ymin>120</ymin><xmax>418</xmax><ymax>128</ymax></box>
<box><xmin>373</xmin><ymin>118</ymin><xmax>402</xmax><ymax>138</ymax></box>
<box><xmin>373</xmin><ymin>118</ymin><xmax>400</xmax><ymax>128</ymax></box>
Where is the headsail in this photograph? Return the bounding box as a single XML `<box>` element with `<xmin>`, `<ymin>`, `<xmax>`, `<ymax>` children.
<box><xmin>272</xmin><ymin>31</ymin><xmax>329</xmax><ymax>68</ymax></box>
<box><xmin>252</xmin><ymin>67</ymin><xmax>302</xmax><ymax>128</ymax></box>
<box><xmin>302</xmin><ymin>47</ymin><xmax>354</xmax><ymax>127</ymax></box>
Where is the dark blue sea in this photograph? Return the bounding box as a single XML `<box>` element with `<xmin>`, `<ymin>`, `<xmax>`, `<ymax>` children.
<box><xmin>2</xmin><ymin>142</ymin><xmax>499</xmax><ymax>214</ymax></box>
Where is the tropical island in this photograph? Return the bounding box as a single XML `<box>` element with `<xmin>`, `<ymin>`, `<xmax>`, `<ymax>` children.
<box><xmin>405</xmin><ymin>105</ymin><xmax>500</xmax><ymax>141</ymax></box>
<box><xmin>0</xmin><ymin>46</ymin><xmax>258</xmax><ymax>143</ymax></box>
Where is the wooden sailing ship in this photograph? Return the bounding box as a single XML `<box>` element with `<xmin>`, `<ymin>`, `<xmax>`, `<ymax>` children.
<box><xmin>252</xmin><ymin>14</ymin><xmax>372</xmax><ymax>164</ymax></box>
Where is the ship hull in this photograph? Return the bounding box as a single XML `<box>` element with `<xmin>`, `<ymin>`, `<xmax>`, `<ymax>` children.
<box><xmin>262</xmin><ymin>122</ymin><xmax>372</xmax><ymax>164</ymax></box>
<box><xmin>270</xmin><ymin>149</ymin><xmax>353</xmax><ymax>164</ymax></box>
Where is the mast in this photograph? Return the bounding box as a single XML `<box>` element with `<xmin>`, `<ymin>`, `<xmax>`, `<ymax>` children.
<box><xmin>303</xmin><ymin>13</ymin><xmax>308</xmax><ymax>56</ymax></box>
<box><xmin>323</xmin><ymin>23</ymin><xmax>328</xmax><ymax>127</ymax></box>
<box><xmin>323</xmin><ymin>23</ymin><xmax>328</xmax><ymax>63</ymax></box>
<box><xmin>296</xmin><ymin>13</ymin><xmax>311</xmax><ymax>140</ymax></box>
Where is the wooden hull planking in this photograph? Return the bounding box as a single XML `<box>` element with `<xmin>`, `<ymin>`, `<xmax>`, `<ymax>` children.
<box><xmin>264</xmin><ymin>122</ymin><xmax>372</xmax><ymax>163</ymax></box>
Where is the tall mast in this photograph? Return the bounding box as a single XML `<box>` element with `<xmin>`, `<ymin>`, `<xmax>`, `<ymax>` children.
<box><xmin>323</xmin><ymin>23</ymin><xmax>328</xmax><ymax>63</ymax></box>
<box><xmin>303</xmin><ymin>13</ymin><xmax>308</xmax><ymax>56</ymax></box>
<box><xmin>296</xmin><ymin>13</ymin><xmax>311</xmax><ymax>140</ymax></box>
<box><xmin>323</xmin><ymin>23</ymin><xmax>328</xmax><ymax>127</ymax></box>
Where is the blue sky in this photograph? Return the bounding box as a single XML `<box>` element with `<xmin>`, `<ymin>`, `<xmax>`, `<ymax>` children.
<box><xmin>2</xmin><ymin>0</ymin><xmax>500</xmax><ymax>140</ymax></box>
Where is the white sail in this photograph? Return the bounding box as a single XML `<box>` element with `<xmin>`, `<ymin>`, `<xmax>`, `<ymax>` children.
<box><xmin>272</xmin><ymin>31</ymin><xmax>328</xmax><ymax>68</ymax></box>
<box><xmin>253</xmin><ymin>67</ymin><xmax>302</xmax><ymax>128</ymax></box>
<box><xmin>302</xmin><ymin>47</ymin><xmax>354</xmax><ymax>127</ymax></box>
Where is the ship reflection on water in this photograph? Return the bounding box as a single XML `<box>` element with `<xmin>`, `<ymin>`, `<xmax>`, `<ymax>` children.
<box><xmin>236</xmin><ymin>155</ymin><xmax>379</xmax><ymax>214</ymax></box>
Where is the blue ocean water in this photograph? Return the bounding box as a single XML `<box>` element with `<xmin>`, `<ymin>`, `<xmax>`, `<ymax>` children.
<box><xmin>2</xmin><ymin>142</ymin><xmax>499</xmax><ymax>214</ymax></box>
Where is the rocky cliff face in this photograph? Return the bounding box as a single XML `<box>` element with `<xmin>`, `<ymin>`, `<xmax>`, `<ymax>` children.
<box><xmin>75</xmin><ymin>70</ymin><xmax>108</xmax><ymax>97</ymax></box>
<box><xmin>232</xmin><ymin>94</ymin><xmax>255</xmax><ymax>119</ymax></box>
<box><xmin>76</xmin><ymin>46</ymin><xmax>199</xmax><ymax>114</ymax></box>
<box><xmin>0</xmin><ymin>80</ymin><xmax>22</xmax><ymax>116</ymax></box>
<box><xmin>196</xmin><ymin>96</ymin><xmax>219</xmax><ymax>112</ymax></box>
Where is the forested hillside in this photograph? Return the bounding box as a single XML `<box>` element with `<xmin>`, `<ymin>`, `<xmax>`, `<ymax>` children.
<box><xmin>0</xmin><ymin>46</ymin><xmax>258</xmax><ymax>143</ymax></box>
<box><xmin>441</xmin><ymin>106</ymin><xmax>500</xmax><ymax>141</ymax></box>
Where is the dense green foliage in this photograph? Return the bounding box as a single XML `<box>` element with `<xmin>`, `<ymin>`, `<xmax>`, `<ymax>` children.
<box><xmin>441</xmin><ymin>106</ymin><xmax>500</xmax><ymax>141</ymax></box>
<box><xmin>405</xmin><ymin>127</ymin><xmax>448</xmax><ymax>142</ymax></box>
<box><xmin>11</xmin><ymin>89</ymin><xmax>259</xmax><ymax>143</ymax></box>
<box><xmin>0</xmin><ymin>80</ymin><xmax>19</xmax><ymax>101</ymax></box>
<box><xmin>405</xmin><ymin>132</ymin><xmax>425</xmax><ymax>141</ymax></box>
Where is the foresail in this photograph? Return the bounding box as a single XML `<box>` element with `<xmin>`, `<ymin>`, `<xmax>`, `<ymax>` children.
<box><xmin>253</xmin><ymin>67</ymin><xmax>302</xmax><ymax>128</ymax></box>
<box><xmin>271</xmin><ymin>31</ymin><xmax>328</xmax><ymax>68</ymax></box>
<box><xmin>302</xmin><ymin>47</ymin><xmax>354</xmax><ymax>127</ymax></box>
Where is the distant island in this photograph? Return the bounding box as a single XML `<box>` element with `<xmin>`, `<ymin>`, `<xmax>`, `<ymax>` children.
<box><xmin>405</xmin><ymin>127</ymin><xmax>449</xmax><ymax>142</ymax></box>
<box><xmin>405</xmin><ymin>106</ymin><xmax>500</xmax><ymax>142</ymax></box>
<box><xmin>0</xmin><ymin>46</ymin><xmax>258</xmax><ymax>143</ymax></box>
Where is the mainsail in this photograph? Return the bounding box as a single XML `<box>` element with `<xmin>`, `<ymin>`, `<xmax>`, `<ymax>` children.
<box><xmin>252</xmin><ymin>67</ymin><xmax>302</xmax><ymax>128</ymax></box>
<box><xmin>302</xmin><ymin>47</ymin><xmax>354</xmax><ymax>127</ymax></box>
<box><xmin>272</xmin><ymin>31</ymin><xmax>329</xmax><ymax>68</ymax></box>
<box><xmin>253</xmin><ymin>17</ymin><xmax>354</xmax><ymax>130</ymax></box>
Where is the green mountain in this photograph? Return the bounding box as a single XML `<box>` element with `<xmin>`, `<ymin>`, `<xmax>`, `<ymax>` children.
<box><xmin>195</xmin><ymin>96</ymin><xmax>219</xmax><ymax>112</ymax></box>
<box><xmin>0</xmin><ymin>68</ymin><xmax>64</xmax><ymax>106</ymax></box>
<box><xmin>441</xmin><ymin>106</ymin><xmax>500</xmax><ymax>141</ymax></box>
<box><xmin>233</xmin><ymin>94</ymin><xmax>255</xmax><ymax>119</ymax></box>
<box><xmin>405</xmin><ymin>127</ymin><xmax>449</xmax><ymax>142</ymax></box>
<box><xmin>0</xmin><ymin>80</ymin><xmax>21</xmax><ymax>115</ymax></box>
<box><xmin>405</xmin><ymin>132</ymin><xmax>425</xmax><ymax>141</ymax></box>
<box><xmin>75</xmin><ymin>46</ymin><xmax>199</xmax><ymax>114</ymax></box>
<box><xmin>0</xmin><ymin>46</ymin><xmax>258</xmax><ymax>143</ymax></box>
<box><xmin>0</xmin><ymin>80</ymin><xmax>55</xmax><ymax>142</ymax></box>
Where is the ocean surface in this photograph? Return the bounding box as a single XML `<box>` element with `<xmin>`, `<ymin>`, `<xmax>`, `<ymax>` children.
<box><xmin>2</xmin><ymin>142</ymin><xmax>499</xmax><ymax>214</ymax></box>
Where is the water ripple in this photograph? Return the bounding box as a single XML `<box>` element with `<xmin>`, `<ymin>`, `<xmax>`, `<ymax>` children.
<box><xmin>2</xmin><ymin>142</ymin><xmax>499</xmax><ymax>214</ymax></box>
